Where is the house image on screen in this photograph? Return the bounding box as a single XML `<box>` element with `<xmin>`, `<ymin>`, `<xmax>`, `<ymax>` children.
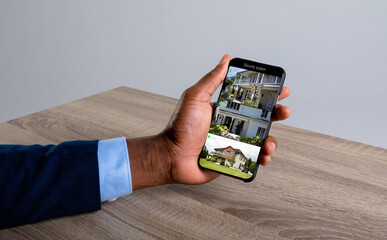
<box><xmin>212</xmin><ymin>146</ymin><xmax>247</xmax><ymax>169</ymax></box>
<box><xmin>214</xmin><ymin>70</ymin><xmax>281</xmax><ymax>139</ymax></box>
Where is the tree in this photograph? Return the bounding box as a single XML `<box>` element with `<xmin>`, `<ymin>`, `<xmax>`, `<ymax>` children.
<box><xmin>225</xmin><ymin>78</ymin><xmax>234</xmax><ymax>87</ymax></box>
<box><xmin>249</xmin><ymin>162</ymin><xmax>256</xmax><ymax>173</ymax></box>
<box><xmin>241</xmin><ymin>98</ymin><xmax>258</xmax><ymax>108</ymax></box>
<box><xmin>220</xmin><ymin>159</ymin><xmax>225</xmax><ymax>166</ymax></box>
<box><xmin>240</xmin><ymin>136</ymin><xmax>260</xmax><ymax>146</ymax></box>
<box><xmin>211</xmin><ymin>155</ymin><xmax>219</xmax><ymax>162</ymax></box>
<box><xmin>227</xmin><ymin>86</ymin><xmax>233</xmax><ymax>95</ymax></box>
<box><xmin>209</xmin><ymin>124</ymin><xmax>228</xmax><ymax>134</ymax></box>
<box><xmin>199</xmin><ymin>146</ymin><xmax>208</xmax><ymax>159</ymax></box>
<box><xmin>220</xmin><ymin>92</ymin><xmax>229</xmax><ymax>101</ymax></box>
<box><xmin>245</xmin><ymin>158</ymin><xmax>252</xmax><ymax>169</ymax></box>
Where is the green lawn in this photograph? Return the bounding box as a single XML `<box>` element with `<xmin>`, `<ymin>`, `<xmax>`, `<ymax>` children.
<box><xmin>199</xmin><ymin>158</ymin><xmax>252</xmax><ymax>179</ymax></box>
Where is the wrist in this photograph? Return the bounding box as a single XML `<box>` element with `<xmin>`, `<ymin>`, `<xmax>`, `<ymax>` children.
<box><xmin>126</xmin><ymin>134</ymin><xmax>172</xmax><ymax>191</ymax></box>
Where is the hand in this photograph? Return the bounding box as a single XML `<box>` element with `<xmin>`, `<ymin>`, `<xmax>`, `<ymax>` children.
<box><xmin>127</xmin><ymin>54</ymin><xmax>290</xmax><ymax>190</ymax></box>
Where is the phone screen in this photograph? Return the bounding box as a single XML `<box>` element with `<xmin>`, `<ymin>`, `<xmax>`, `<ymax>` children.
<box><xmin>198</xmin><ymin>58</ymin><xmax>285</xmax><ymax>181</ymax></box>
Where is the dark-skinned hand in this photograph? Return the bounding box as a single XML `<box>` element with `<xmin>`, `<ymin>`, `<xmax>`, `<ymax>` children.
<box><xmin>127</xmin><ymin>54</ymin><xmax>291</xmax><ymax>190</ymax></box>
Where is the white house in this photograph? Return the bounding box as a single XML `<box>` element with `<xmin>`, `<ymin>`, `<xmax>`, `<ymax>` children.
<box><xmin>213</xmin><ymin>146</ymin><xmax>247</xmax><ymax>170</ymax></box>
<box><xmin>214</xmin><ymin>70</ymin><xmax>280</xmax><ymax>140</ymax></box>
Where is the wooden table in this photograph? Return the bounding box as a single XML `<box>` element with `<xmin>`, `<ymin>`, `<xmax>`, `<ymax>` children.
<box><xmin>0</xmin><ymin>87</ymin><xmax>386</xmax><ymax>239</ymax></box>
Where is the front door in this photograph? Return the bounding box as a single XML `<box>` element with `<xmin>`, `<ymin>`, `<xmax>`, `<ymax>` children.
<box><xmin>224</xmin><ymin>116</ymin><xmax>233</xmax><ymax>129</ymax></box>
<box><xmin>235</xmin><ymin>120</ymin><xmax>244</xmax><ymax>135</ymax></box>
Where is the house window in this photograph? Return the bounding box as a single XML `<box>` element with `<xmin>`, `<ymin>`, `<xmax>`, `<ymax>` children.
<box><xmin>263</xmin><ymin>75</ymin><xmax>277</xmax><ymax>84</ymax></box>
<box><xmin>260</xmin><ymin>73</ymin><xmax>265</xmax><ymax>83</ymax></box>
<box><xmin>244</xmin><ymin>90</ymin><xmax>249</xmax><ymax>101</ymax></box>
<box><xmin>267</xmin><ymin>93</ymin><xmax>276</xmax><ymax>110</ymax></box>
<box><xmin>261</xmin><ymin>110</ymin><xmax>268</xmax><ymax>118</ymax></box>
<box><xmin>256</xmin><ymin>127</ymin><xmax>266</xmax><ymax>138</ymax></box>
<box><xmin>216</xmin><ymin>115</ymin><xmax>223</xmax><ymax>124</ymax></box>
<box><xmin>223</xmin><ymin>151</ymin><xmax>234</xmax><ymax>157</ymax></box>
<box><xmin>257</xmin><ymin>73</ymin><xmax>262</xmax><ymax>83</ymax></box>
<box><xmin>227</xmin><ymin>102</ymin><xmax>240</xmax><ymax>110</ymax></box>
<box><xmin>266</xmin><ymin>93</ymin><xmax>277</xmax><ymax>111</ymax></box>
<box><xmin>250</xmin><ymin>75</ymin><xmax>258</xmax><ymax>83</ymax></box>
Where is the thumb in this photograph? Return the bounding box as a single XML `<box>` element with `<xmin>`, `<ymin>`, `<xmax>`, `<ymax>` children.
<box><xmin>194</xmin><ymin>54</ymin><xmax>231</xmax><ymax>97</ymax></box>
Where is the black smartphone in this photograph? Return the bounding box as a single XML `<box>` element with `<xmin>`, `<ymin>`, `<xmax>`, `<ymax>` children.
<box><xmin>198</xmin><ymin>57</ymin><xmax>286</xmax><ymax>182</ymax></box>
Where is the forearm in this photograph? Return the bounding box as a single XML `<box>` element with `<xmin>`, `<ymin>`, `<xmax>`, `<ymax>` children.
<box><xmin>126</xmin><ymin>134</ymin><xmax>173</xmax><ymax>191</ymax></box>
<box><xmin>0</xmin><ymin>141</ymin><xmax>101</xmax><ymax>229</ymax></box>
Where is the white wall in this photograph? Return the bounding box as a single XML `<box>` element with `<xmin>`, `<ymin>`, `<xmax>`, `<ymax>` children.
<box><xmin>0</xmin><ymin>0</ymin><xmax>386</xmax><ymax>148</ymax></box>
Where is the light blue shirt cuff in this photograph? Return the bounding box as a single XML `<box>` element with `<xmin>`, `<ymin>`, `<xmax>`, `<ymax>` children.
<box><xmin>97</xmin><ymin>137</ymin><xmax>132</xmax><ymax>202</ymax></box>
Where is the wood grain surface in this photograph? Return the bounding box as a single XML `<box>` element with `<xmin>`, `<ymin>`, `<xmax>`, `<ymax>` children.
<box><xmin>0</xmin><ymin>86</ymin><xmax>386</xmax><ymax>239</ymax></box>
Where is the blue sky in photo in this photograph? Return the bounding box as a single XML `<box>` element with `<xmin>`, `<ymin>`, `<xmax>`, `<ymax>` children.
<box><xmin>226</xmin><ymin>66</ymin><xmax>246</xmax><ymax>78</ymax></box>
<box><xmin>204</xmin><ymin>133</ymin><xmax>260</xmax><ymax>162</ymax></box>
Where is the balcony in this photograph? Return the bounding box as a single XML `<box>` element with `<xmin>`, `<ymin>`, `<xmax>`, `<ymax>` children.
<box><xmin>218</xmin><ymin>101</ymin><xmax>270</xmax><ymax>121</ymax></box>
<box><xmin>233</xmin><ymin>77</ymin><xmax>256</xmax><ymax>85</ymax></box>
<box><xmin>233</xmin><ymin>75</ymin><xmax>281</xmax><ymax>87</ymax></box>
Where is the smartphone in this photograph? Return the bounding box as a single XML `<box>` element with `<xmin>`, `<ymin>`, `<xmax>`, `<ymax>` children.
<box><xmin>198</xmin><ymin>58</ymin><xmax>286</xmax><ymax>182</ymax></box>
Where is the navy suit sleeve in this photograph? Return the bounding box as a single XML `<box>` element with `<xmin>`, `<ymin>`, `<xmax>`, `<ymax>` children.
<box><xmin>0</xmin><ymin>140</ymin><xmax>101</xmax><ymax>229</ymax></box>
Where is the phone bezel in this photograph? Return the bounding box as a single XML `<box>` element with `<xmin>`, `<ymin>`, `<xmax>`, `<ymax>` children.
<box><xmin>198</xmin><ymin>57</ymin><xmax>286</xmax><ymax>182</ymax></box>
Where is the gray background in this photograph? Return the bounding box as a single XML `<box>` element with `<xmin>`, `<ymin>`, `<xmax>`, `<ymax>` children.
<box><xmin>0</xmin><ymin>0</ymin><xmax>386</xmax><ymax>148</ymax></box>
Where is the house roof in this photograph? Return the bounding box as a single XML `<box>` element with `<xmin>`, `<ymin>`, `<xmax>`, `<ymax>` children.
<box><xmin>214</xmin><ymin>146</ymin><xmax>247</xmax><ymax>159</ymax></box>
<box><xmin>236</xmin><ymin>70</ymin><xmax>256</xmax><ymax>78</ymax></box>
<box><xmin>220</xmin><ymin>154</ymin><xmax>232</xmax><ymax>160</ymax></box>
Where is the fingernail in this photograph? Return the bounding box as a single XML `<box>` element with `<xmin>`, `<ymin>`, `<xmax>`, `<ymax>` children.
<box><xmin>218</xmin><ymin>55</ymin><xmax>227</xmax><ymax>66</ymax></box>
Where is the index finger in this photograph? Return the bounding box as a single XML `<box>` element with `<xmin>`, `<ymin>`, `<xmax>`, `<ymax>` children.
<box><xmin>278</xmin><ymin>87</ymin><xmax>290</xmax><ymax>101</ymax></box>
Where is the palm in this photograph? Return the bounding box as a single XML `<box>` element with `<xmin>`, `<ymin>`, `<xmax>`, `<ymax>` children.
<box><xmin>164</xmin><ymin>89</ymin><xmax>220</xmax><ymax>184</ymax></box>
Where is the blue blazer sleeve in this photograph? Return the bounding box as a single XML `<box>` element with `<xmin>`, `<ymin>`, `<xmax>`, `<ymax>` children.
<box><xmin>0</xmin><ymin>140</ymin><xmax>101</xmax><ymax>229</ymax></box>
